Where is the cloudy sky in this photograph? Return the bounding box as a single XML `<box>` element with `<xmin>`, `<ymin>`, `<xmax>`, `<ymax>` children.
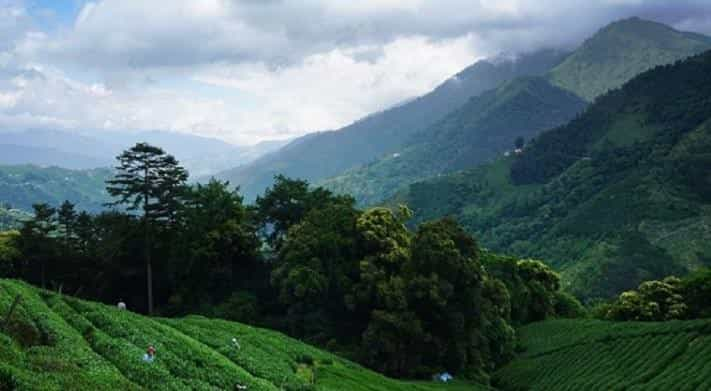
<box><xmin>1</xmin><ymin>0</ymin><xmax>710</xmax><ymax>145</ymax></box>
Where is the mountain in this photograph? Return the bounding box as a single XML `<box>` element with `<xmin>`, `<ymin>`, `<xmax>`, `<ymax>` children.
<box><xmin>0</xmin><ymin>129</ymin><xmax>289</xmax><ymax>178</ymax></box>
<box><xmin>0</xmin><ymin>165</ymin><xmax>112</xmax><ymax>212</ymax></box>
<box><xmin>0</xmin><ymin>144</ymin><xmax>109</xmax><ymax>170</ymax></box>
<box><xmin>0</xmin><ymin>279</ymin><xmax>486</xmax><ymax>391</ymax></box>
<box><xmin>390</xmin><ymin>50</ymin><xmax>711</xmax><ymax>300</ymax></box>
<box><xmin>548</xmin><ymin>17</ymin><xmax>711</xmax><ymax>101</ymax></box>
<box><xmin>321</xmin><ymin>18</ymin><xmax>711</xmax><ymax>206</ymax></box>
<box><xmin>321</xmin><ymin>77</ymin><xmax>586</xmax><ymax>205</ymax></box>
<box><xmin>214</xmin><ymin>49</ymin><xmax>571</xmax><ymax>200</ymax></box>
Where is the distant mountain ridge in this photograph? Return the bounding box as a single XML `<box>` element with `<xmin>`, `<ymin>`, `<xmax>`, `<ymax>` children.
<box><xmin>214</xmin><ymin>49</ymin><xmax>571</xmax><ymax>200</ymax></box>
<box><xmin>0</xmin><ymin>165</ymin><xmax>112</xmax><ymax>212</ymax></box>
<box><xmin>0</xmin><ymin>129</ymin><xmax>289</xmax><ymax>177</ymax></box>
<box><xmin>320</xmin><ymin>17</ymin><xmax>711</xmax><ymax>206</ymax></box>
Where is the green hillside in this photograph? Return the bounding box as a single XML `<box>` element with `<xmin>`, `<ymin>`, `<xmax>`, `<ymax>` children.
<box><xmin>493</xmin><ymin>318</ymin><xmax>711</xmax><ymax>390</ymax></box>
<box><xmin>215</xmin><ymin>50</ymin><xmax>569</xmax><ymax>201</ymax></box>
<box><xmin>0</xmin><ymin>279</ymin><xmax>487</xmax><ymax>391</ymax></box>
<box><xmin>548</xmin><ymin>17</ymin><xmax>711</xmax><ymax>101</ymax></box>
<box><xmin>391</xmin><ymin>50</ymin><xmax>711</xmax><ymax>300</ymax></box>
<box><xmin>321</xmin><ymin>77</ymin><xmax>585</xmax><ymax>206</ymax></box>
<box><xmin>0</xmin><ymin>165</ymin><xmax>112</xmax><ymax>213</ymax></box>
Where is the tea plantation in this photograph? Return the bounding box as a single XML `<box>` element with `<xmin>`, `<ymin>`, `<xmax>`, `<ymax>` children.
<box><xmin>3</xmin><ymin>278</ymin><xmax>711</xmax><ymax>390</ymax></box>
<box><xmin>493</xmin><ymin>318</ymin><xmax>711</xmax><ymax>390</ymax></box>
<box><xmin>0</xmin><ymin>279</ymin><xmax>487</xmax><ymax>390</ymax></box>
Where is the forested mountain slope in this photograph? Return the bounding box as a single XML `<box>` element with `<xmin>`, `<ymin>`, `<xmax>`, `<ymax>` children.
<box><xmin>215</xmin><ymin>50</ymin><xmax>569</xmax><ymax>200</ymax></box>
<box><xmin>0</xmin><ymin>165</ymin><xmax>112</xmax><ymax>212</ymax></box>
<box><xmin>322</xmin><ymin>18</ymin><xmax>711</xmax><ymax>206</ymax></box>
<box><xmin>0</xmin><ymin>279</ymin><xmax>486</xmax><ymax>391</ymax></box>
<box><xmin>321</xmin><ymin>77</ymin><xmax>586</xmax><ymax>205</ymax></box>
<box><xmin>391</xmin><ymin>50</ymin><xmax>711</xmax><ymax>300</ymax></box>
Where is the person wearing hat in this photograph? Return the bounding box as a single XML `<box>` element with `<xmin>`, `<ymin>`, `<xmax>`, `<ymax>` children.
<box><xmin>143</xmin><ymin>345</ymin><xmax>156</xmax><ymax>363</ymax></box>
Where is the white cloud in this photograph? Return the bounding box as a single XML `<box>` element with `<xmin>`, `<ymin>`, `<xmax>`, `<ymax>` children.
<box><xmin>0</xmin><ymin>0</ymin><xmax>710</xmax><ymax>144</ymax></box>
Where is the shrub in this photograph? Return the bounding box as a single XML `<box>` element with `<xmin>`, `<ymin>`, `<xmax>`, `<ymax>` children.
<box><xmin>553</xmin><ymin>292</ymin><xmax>587</xmax><ymax>318</ymax></box>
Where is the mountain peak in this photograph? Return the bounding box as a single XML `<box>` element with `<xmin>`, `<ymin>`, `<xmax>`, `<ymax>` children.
<box><xmin>548</xmin><ymin>17</ymin><xmax>711</xmax><ymax>101</ymax></box>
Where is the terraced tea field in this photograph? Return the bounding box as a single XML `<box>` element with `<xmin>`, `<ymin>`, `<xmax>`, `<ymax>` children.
<box><xmin>493</xmin><ymin>318</ymin><xmax>711</xmax><ymax>390</ymax></box>
<box><xmin>0</xmin><ymin>279</ymin><xmax>487</xmax><ymax>390</ymax></box>
<box><xmin>4</xmin><ymin>278</ymin><xmax>711</xmax><ymax>390</ymax></box>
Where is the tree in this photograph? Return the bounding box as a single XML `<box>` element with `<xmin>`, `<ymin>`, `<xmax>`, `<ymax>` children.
<box><xmin>106</xmin><ymin>143</ymin><xmax>188</xmax><ymax>314</ymax></box>
<box><xmin>256</xmin><ymin>175</ymin><xmax>354</xmax><ymax>252</ymax></box>
<box><xmin>405</xmin><ymin>218</ymin><xmax>486</xmax><ymax>377</ymax></box>
<box><xmin>604</xmin><ymin>276</ymin><xmax>687</xmax><ymax>321</ymax></box>
<box><xmin>57</xmin><ymin>200</ymin><xmax>77</xmax><ymax>253</ymax></box>
<box><xmin>18</xmin><ymin>203</ymin><xmax>56</xmax><ymax>288</ymax></box>
<box><xmin>175</xmin><ymin>179</ymin><xmax>261</xmax><ymax>309</ymax></box>
<box><xmin>271</xmin><ymin>202</ymin><xmax>361</xmax><ymax>337</ymax></box>
<box><xmin>514</xmin><ymin>136</ymin><xmax>525</xmax><ymax>150</ymax></box>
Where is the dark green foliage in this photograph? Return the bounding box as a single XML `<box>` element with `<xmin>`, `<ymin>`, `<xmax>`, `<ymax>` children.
<box><xmin>482</xmin><ymin>252</ymin><xmax>566</xmax><ymax>325</ymax></box>
<box><xmin>600</xmin><ymin>269</ymin><xmax>711</xmax><ymax>322</ymax></box>
<box><xmin>681</xmin><ymin>268</ymin><xmax>711</xmax><ymax>318</ymax></box>
<box><xmin>0</xmin><ymin>231</ymin><xmax>19</xmax><ymax>278</ymax></box>
<box><xmin>256</xmin><ymin>175</ymin><xmax>354</xmax><ymax>251</ymax></box>
<box><xmin>0</xmin><ymin>366</ymin><xmax>18</xmax><ymax>390</ymax></box>
<box><xmin>603</xmin><ymin>276</ymin><xmax>687</xmax><ymax>321</ymax></box>
<box><xmin>553</xmin><ymin>292</ymin><xmax>587</xmax><ymax>319</ymax></box>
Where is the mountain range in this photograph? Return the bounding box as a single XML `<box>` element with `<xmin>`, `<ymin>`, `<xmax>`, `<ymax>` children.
<box><xmin>214</xmin><ymin>49</ymin><xmax>572</xmax><ymax>200</ymax></box>
<box><xmin>390</xmin><ymin>49</ymin><xmax>711</xmax><ymax>300</ymax></box>
<box><xmin>320</xmin><ymin>17</ymin><xmax>711</xmax><ymax>206</ymax></box>
<box><xmin>0</xmin><ymin>129</ymin><xmax>289</xmax><ymax>177</ymax></box>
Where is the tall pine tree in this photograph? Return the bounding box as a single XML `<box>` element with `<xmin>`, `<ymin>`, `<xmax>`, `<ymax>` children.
<box><xmin>106</xmin><ymin>143</ymin><xmax>188</xmax><ymax>314</ymax></box>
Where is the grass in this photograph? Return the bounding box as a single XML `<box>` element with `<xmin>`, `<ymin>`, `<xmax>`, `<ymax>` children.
<box><xmin>0</xmin><ymin>279</ymin><xmax>489</xmax><ymax>390</ymax></box>
<box><xmin>493</xmin><ymin>318</ymin><xmax>711</xmax><ymax>391</ymax></box>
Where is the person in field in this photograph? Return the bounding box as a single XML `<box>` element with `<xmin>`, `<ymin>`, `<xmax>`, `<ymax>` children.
<box><xmin>143</xmin><ymin>345</ymin><xmax>156</xmax><ymax>363</ymax></box>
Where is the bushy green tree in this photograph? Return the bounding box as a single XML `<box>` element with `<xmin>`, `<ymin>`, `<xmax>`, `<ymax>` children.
<box><xmin>604</xmin><ymin>276</ymin><xmax>687</xmax><ymax>321</ymax></box>
<box><xmin>272</xmin><ymin>201</ymin><xmax>361</xmax><ymax>338</ymax></box>
<box><xmin>0</xmin><ymin>230</ymin><xmax>20</xmax><ymax>277</ymax></box>
<box><xmin>18</xmin><ymin>203</ymin><xmax>57</xmax><ymax>288</ymax></box>
<box><xmin>681</xmin><ymin>268</ymin><xmax>711</xmax><ymax>318</ymax></box>
<box><xmin>256</xmin><ymin>175</ymin><xmax>354</xmax><ymax>251</ymax></box>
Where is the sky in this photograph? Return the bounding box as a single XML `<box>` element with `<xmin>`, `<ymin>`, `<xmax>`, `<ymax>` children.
<box><xmin>0</xmin><ymin>0</ymin><xmax>710</xmax><ymax>145</ymax></box>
